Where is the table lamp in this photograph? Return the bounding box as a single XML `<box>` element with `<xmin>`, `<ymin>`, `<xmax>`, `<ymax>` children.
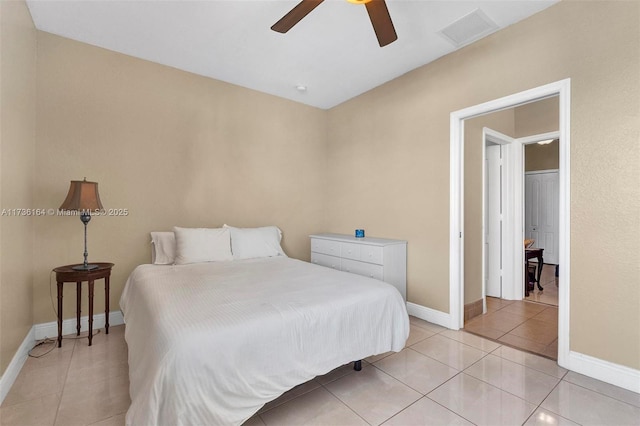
<box><xmin>59</xmin><ymin>178</ymin><xmax>103</xmax><ymax>271</ymax></box>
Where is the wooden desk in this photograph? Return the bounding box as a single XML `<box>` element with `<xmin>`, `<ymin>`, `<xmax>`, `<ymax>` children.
<box><xmin>525</xmin><ymin>248</ymin><xmax>544</xmax><ymax>296</ymax></box>
<box><xmin>53</xmin><ymin>263</ymin><xmax>114</xmax><ymax>347</ymax></box>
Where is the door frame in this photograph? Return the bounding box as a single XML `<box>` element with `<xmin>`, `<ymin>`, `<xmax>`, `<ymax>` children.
<box><xmin>449</xmin><ymin>79</ymin><xmax>571</xmax><ymax>368</ymax></box>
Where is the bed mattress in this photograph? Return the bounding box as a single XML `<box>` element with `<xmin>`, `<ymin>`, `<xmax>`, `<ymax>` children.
<box><xmin>120</xmin><ymin>256</ymin><xmax>409</xmax><ymax>425</ymax></box>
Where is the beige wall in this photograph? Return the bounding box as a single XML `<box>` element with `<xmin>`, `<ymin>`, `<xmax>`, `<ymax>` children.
<box><xmin>517</xmin><ymin>96</ymin><xmax>560</xmax><ymax>171</ymax></box>
<box><xmin>2</xmin><ymin>0</ymin><xmax>639</xmax><ymax>376</ymax></box>
<box><xmin>34</xmin><ymin>33</ymin><xmax>327</xmax><ymax>324</ymax></box>
<box><xmin>525</xmin><ymin>141</ymin><xmax>559</xmax><ymax>172</ymax></box>
<box><xmin>328</xmin><ymin>2</ymin><xmax>639</xmax><ymax>369</ymax></box>
<box><xmin>515</xmin><ymin>96</ymin><xmax>559</xmax><ymax>138</ymax></box>
<box><xmin>0</xmin><ymin>0</ymin><xmax>36</xmax><ymax>374</ymax></box>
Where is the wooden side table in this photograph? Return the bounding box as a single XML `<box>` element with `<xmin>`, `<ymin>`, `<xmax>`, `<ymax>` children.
<box><xmin>53</xmin><ymin>262</ymin><xmax>114</xmax><ymax>347</ymax></box>
<box><xmin>525</xmin><ymin>248</ymin><xmax>544</xmax><ymax>296</ymax></box>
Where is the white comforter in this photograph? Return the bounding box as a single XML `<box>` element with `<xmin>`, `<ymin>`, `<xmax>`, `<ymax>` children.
<box><xmin>120</xmin><ymin>257</ymin><xmax>409</xmax><ymax>426</ymax></box>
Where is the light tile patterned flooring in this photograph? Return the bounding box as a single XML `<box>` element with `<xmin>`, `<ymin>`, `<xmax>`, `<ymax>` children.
<box><xmin>465</xmin><ymin>264</ymin><xmax>559</xmax><ymax>359</ymax></box>
<box><xmin>2</xmin><ymin>318</ymin><xmax>640</xmax><ymax>425</ymax></box>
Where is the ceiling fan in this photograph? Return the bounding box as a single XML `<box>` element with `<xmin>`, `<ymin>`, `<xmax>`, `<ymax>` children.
<box><xmin>271</xmin><ymin>0</ymin><xmax>398</xmax><ymax>47</ymax></box>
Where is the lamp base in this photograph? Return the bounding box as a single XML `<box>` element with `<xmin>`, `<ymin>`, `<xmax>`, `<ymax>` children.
<box><xmin>72</xmin><ymin>264</ymin><xmax>99</xmax><ymax>271</ymax></box>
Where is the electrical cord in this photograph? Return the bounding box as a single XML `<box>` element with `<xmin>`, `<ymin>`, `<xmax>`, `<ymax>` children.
<box><xmin>63</xmin><ymin>330</ymin><xmax>100</xmax><ymax>340</ymax></box>
<box><xmin>28</xmin><ymin>338</ymin><xmax>56</xmax><ymax>358</ymax></box>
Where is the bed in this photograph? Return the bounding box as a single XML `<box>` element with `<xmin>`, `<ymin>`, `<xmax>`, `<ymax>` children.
<box><xmin>120</xmin><ymin>233</ymin><xmax>409</xmax><ymax>426</ymax></box>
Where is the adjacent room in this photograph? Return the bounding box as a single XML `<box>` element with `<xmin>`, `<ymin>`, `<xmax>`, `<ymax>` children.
<box><xmin>462</xmin><ymin>97</ymin><xmax>561</xmax><ymax>360</ymax></box>
<box><xmin>1</xmin><ymin>0</ymin><xmax>639</xmax><ymax>425</ymax></box>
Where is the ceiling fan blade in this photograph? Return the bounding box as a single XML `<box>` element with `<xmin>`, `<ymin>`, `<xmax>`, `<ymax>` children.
<box><xmin>271</xmin><ymin>0</ymin><xmax>324</xmax><ymax>33</ymax></box>
<box><xmin>365</xmin><ymin>0</ymin><xmax>397</xmax><ymax>47</ymax></box>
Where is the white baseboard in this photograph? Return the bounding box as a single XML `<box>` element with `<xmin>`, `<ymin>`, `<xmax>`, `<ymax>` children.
<box><xmin>406</xmin><ymin>302</ymin><xmax>452</xmax><ymax>329</ymax></box>
<box><xmin>0</xmin><ymin>326</ymin><xmax>35</xmax><ymax>405</ymax></box>
<box><xmin>34</xmin><ymin>311</ymin><xmax>125</xmax><ymax>341</ymax></box>
<box><xmin>567</xmin><ymin>350</ymin><xmax>640</xmax><ymax>394</ymax></box>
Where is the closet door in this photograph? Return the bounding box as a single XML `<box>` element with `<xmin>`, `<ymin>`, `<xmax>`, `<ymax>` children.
<box><xmin>525</xmin><ymin>171</ymin><xmax>559</xmax><ymax>264</ymax></box>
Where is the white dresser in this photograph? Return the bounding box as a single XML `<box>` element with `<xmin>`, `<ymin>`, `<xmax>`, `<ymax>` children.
<box><xmin>309</xmin><ymin>233</ymin><xmax>407</xmax><ymax>301</ymax></box>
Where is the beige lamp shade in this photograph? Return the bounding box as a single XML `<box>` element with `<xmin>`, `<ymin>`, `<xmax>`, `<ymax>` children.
<box><xmin>59</xmin><ymin>178</ymin><xmax>103</xmax><ymax>212</ymax></box>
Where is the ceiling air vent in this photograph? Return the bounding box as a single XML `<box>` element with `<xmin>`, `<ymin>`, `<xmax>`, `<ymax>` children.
<box><xmin>438</xmin><ymin>9</ymin><xmax>499</xmax><ymax>48</ymax></box>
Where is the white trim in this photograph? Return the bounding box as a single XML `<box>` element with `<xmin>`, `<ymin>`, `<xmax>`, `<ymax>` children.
<box><xmin>568</xmin><ymin>351</ymin><xmax>640</xmax><ymax>394</ymax></box>
<box><xmin>449</xmin><ymin>79</ymin><xmax>571</xmax><ymax>372</ymax></box>
<box><xmin>0</xmin><ymin>326</ymin><xmax>35</xmax><ymax>404</ymax></box>
<box><xmin>519</xmin><ymin>130</ymin><xmax>560</xmax><ymax>146</ymax></box>
<box><xmin>556</xmin><ymin>81</ymin><xmax>571</xmax><ymax>368</ymax></box>
<box><xmin>509</xmin><ymin>138</ymin><xmax>525</xmax><ymax>300</ymax></box>
<box><xmin>406</xmin><ymin>302</ymin><xmax>452</xmax><ymax>329</ymax></box>
<box><xmin>449</xmin><ymin>109</ymin><xmax>464</xmax><ymax>330</ymax></box>
<box><xmin>525</xmin><ymin>169</ymin><xmax>559</xmax><ymax>175</ymax></box>
<box><xmin>483</xmin><ymin>127</ymin><xmax>514</xmax><ymax>145</ymax></box>
<box><xmin>34</xmin><ymin>310</ymin><xmax>124</xmax><ymax>341</ymax></box>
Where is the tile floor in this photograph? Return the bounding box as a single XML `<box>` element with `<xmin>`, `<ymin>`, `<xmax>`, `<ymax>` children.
<box><xmin>2</xmin><ymin>318</ymin><xmax>640</xmax><ymax>426</ymax></box>
<box><xmin>0</xmin><ymin>326</ymin><xmax>129</xmax><ymax>426</ymax></box>
<box><xmin>464</xmin><ymin>264</ymin><xmax>559</xmax><ymax>359</ymax></box>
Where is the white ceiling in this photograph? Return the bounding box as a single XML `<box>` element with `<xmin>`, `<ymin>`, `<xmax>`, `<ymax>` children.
<box><xmin>26</xmin><ymin>0</ymin><xmax>558</xmax><ymax>109</ymax></box>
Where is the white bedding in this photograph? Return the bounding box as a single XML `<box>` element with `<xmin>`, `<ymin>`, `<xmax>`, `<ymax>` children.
<box><xmin>120</xmin><ymin>257</ymin><xmax>409</xmax><ymax>426</ymax></box>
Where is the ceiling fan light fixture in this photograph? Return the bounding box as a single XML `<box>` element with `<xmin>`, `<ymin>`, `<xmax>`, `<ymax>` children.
<box><xmin>272</xmin><ymin>0</ymin><xmax>396</xmax><ymax>47</ymax></box>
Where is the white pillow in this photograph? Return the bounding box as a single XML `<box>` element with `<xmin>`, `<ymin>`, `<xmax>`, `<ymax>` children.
<box><xmin>223</xmin><ymin>224</ymin><xmax>287</xmax><ymax>260</ymax></box>
<box><xmin>173</xmin><ymin>227</ymin><xmax>233</xmax><ymax>265</ymax></box>
<box><xmin>150</xmin><ymin>231</ymin><xmax>176</xmax><ymax>265</ymax></box>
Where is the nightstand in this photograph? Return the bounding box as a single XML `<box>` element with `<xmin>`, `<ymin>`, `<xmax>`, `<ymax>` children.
<box><xmin>53</xmin><ymin>262</ymin><xmax>114</xmax><ymax>347</ymax></box>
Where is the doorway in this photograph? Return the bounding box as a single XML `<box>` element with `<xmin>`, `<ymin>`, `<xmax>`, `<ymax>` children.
<box><xmin>523</xmin><ymin>137</ymin><xmax>560</xmax><ymax>307</ymax></box>
<box><xmin>449</xmin><ymin>79</ymin><xmax>571</xmax><ymax>368</ymax></box>
<box><xmin>468</xmin><ymin>129</ymin><xmax>561</xmax><ymax>359</ymax></box>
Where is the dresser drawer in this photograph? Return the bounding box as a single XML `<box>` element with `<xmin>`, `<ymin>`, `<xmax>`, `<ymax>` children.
<box><xmin>310</xmin><ymin>233</ymin><xmax>407</xmax><ymax>301</ymax></box>
<box><xmin>311</xmin><ymin>238</ymin><xmax>341</xmax><ymax>256</ymax></box>
<box><xmin>341</xmin><ymin>258</ymin><xmax>384</xmax><ymax>281</ymax></box>
<box><xmin>311</xmin><ymin>252</ymin><xmax>341</xmax><ymax>270</ymax></box>
<box><xmin>340</xmin><ymin>242</ymin><xmax>361</xmax><ymax>261</ymax></box>
<box><xmin>360</xmin><ymin>245</ymin><xmax>384</xmax><ymax>265</ymax></box>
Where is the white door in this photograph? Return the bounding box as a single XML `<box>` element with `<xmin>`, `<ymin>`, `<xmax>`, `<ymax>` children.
<box><xmin>525</xmin><ymin>171</ymin><xmax>559</xmax><ymax>264</ymax></box>
<box><xmin>486</xmin><ymin>144</ymin><xmax>502</xmax><ymax>297</ymax></box>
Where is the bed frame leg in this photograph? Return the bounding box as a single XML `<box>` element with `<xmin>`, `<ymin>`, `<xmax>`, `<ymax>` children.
<box><xmin>353</xmin><ymin>360</ymin><xmax>362</xmax><ymax>371</ymax></box>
